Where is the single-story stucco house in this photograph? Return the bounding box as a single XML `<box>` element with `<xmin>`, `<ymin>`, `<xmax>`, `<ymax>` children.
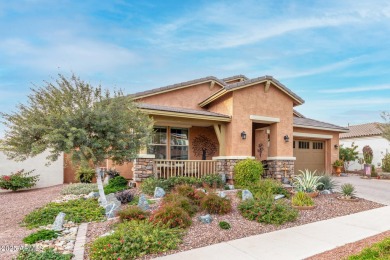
<box><xmin>340</xmin><ymin>122</ymin><xmax>390</xmax><ymax>171</ymax></box>
<box><xmin>70</xmin><ymin>74</ymin><xmax>347</xmax><ymax>185</ymax></box>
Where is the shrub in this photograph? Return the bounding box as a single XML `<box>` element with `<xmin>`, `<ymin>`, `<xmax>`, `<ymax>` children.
<box><xmin>162</xmin><ymin>193</ymin><xmax>198</xmax><ymax>216</ymax></box>
<box><xmin>175</xmin><ymin>184</ymin><xmax>195</xmax><ymax>199</ymax></box>
<box><xmin>246</xmin><ymin>179</ymin><xmax>290</xmax><ymax>199</ymax></box>
<box><xmin>23</xmin><ymin>199</ymin><xmax>105</xmax><ymax>229</ymax></box>
<box><xmin>104</xmin><ymin>176</ymin><xmax>128</xmax><ymax>194</ymax></box>
<box><xmin>347</xmin><ymin>237</ymin><xmax>390</xmax><ymax>260</ymax></box>
<box><xmin>219</xmin><ymin>221</ymin><xmax>231</xmax><ymax>230</ymax></box>
<box><xmin>75</xmin><ymin>167</ymin><xmax>95</xmax><ymax>183</ymax></box>
<box><xmin>141</xmin><ymin>176</ymin><xmax>203</xmax><ymax>195</ymax></box>
<box><xmin>117</xmin><ymin>206</ymin><xmax>150</xmax><ymax>222</ymax></box>
<box><xmin>293</xmin><ymin>169</ymin><xmax>322</xmax><ymax>192</ymax></box>
<box><xmin>291</xmin><ymin>191</ymin><xmax>314</xmax><ymax>207</ymax></box>
<box><xmin>16</xmin><ymin>246</ymin><xmax>72</xmax><ymax>260</ymax></box>
<box><xmin>201</xmin><ymin>174</ymin><xmax>223</xmax><ymax>188</ymax></box>
<box><xmin>382</xmin><ymin>153</ymin><xmax>390</xmax><ymax>172</ymax></box>
<box><xmin>61</xmin><ymin>183</ymin><xmax>98</xmax><ymax>195</ymax></box>
<box><xmin>150</xmin><ymin>203</ymin><xmax>192</xmax><ymax>228</ymax></box>
<box><xmin>238</xmin><ymin>197</ymin><xmax>298</xmax><ymax>225</ymax></box>
<box><xmin>105</xmin><ymin>168</ymin><xmax>120</xmax><ymax>179</ymax></box>
<box><xmin>332</xmin><ymin>159</ymin><xmax>344</xmax><ymax>167</ymax></box>
<box><xmin>88</xmin><ymin>220</ymin><xmax>183</xmax><ymax>260</ymax></box>
<box><xmin>23</xmin><ymin>229</ymin><xmax>59</xmax><ymax>244</ymax></box>
<box><xmin>200</xmin><ymin>193</ymin><xmax>232</xmax><ymax>214</ymax></box>
<box><xmin>115</xmin><ymin>189</ymin><xmax>134</xmax><ymax>204</ymax></box>
<box><xmin>233</xmin><ymin>159</ymin><xmax>263</xmax><ymax>187</ymax></box>
<box><xmin>341</xmin><ymin>183</ymin><xmax>356</xmax><ymax>198</ymax></box>
<box><xmin>193</xmin><ymin>189</ymin><xmax>207</xmax><ymax>205</ymax></box>
<box><xmin>0</xmin><ymin>169</ymin><xmax>39</xmax><ymax>191</ymax></box>
<box><xmin>317</xmin><ymin>175</ymin><xmax>338</xmax><ymax>191</ymax></box>
<box><xmin>371</xmin><ymin>165</ymin><xmax>378</xmax><ymax>178</ymax></box>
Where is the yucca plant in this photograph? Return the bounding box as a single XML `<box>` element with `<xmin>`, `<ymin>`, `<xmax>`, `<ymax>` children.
<box><xmin>293</xmin><ymin>169</ymin><xmax>323</xmax><ymax>193</ymax></box>
<box><xmin>340</xmin><ymin>183</ymin><xmax>356</xmax><ymax>199</ymax></box>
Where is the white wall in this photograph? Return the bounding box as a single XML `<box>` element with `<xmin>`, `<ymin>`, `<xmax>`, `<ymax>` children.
<box><xmin>0</xmin><ymin>151</ymin><xmax>63</xmax><ymax>189</ymax></box>
<box><xmin>340</xmin><ymin>136</ymin><xmax>390</xmax><ymax>171</ymax></box>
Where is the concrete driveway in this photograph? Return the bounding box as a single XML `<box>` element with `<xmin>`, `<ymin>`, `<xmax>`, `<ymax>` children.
<box><xmin>335</xmin><ymin>175</ymin><xmax>390</xmax><ymax>205</ymax></box>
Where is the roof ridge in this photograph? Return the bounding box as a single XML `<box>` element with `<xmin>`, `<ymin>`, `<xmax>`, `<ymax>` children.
<box><xmin>221</xmin><ymin>74</ymin><xmax>249</xmax><ymax>81</ymax></box>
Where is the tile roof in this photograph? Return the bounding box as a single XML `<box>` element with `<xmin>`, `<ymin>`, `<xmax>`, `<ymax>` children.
<box><xmin>130</xmin><ymin>76</ymin><xmax>226</xmax><ymax>99</ymax></box>
<box><xmin>225</xmin><ymin>75</ymin><xmax>305</xmax><ymax>104</ymax></box>
<box><xmin>221</xmin><ymin>75</ymin><xmax>249</xmax><ymax>82</ymax></box>
<box><xmin>293</xmin><ymin>109</ymin><xmax>305</xmax><ymax>118</ymax></box>
<box><xmin>294</xmin><ymin>117</ymin><xmax>349</xmax><ymax>132</ymax></box>
<box><xmin>340</xmin><ymin>123</ymin><xmax>382</xmax><ymax>139</ymax></box>
<box><xmin>137</xmin><ymin>103</ymin><xmax>230</xmax><ymax>118</ymax></box>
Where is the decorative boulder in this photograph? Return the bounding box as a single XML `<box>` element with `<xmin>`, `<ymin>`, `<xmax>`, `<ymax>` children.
<box><xmin>274</xmin><ymin>194</ymin><xmax>285</xmax><ymax>200</ymax></box>
<box><xmin>87</xmin><ymin>191</ymin><xmax>99</xmax><ymax>199</ymax></box>
<box><xmin>198</xmin><ymin>214</ymin><xmax>213</xmax><ymax>224</ymax></box>
<box><xmin>104</xmin><ymin>193</ymin><xmax>121</xmax><ymax>218</ymax></box>
<box><xmin>228</xmin><ymin>185</ymin><xmax>235</xmax><ymax>190</ymax></box>
<box><xmin>242</xmin><ymin>190</ymin><xmax>253</xmax><ymax>201</ymax></box>
<box><xmin>154</xmin><ymin>187</ymin><xmax>166</xmax><ymax>198</ymax></box>
<box><xmin>281</xmin><ymin>177</ymin><xmax>290</xmax><ymax>184</ymax></box>
<box><xmin>218</xmin><ymin>191</ymin><xmax>226</xmax><ymax>198</ymax></box>
<box><xmin>321</xmin><ymin>190</ymin><xmax>332</xmax><ymax>195</ymax></box>
<box><xmin>52</xmin><ymin>212</ymin><xmax>66</xmax><ymax>231</ymax></box>
<box><xmin>220</xmin><ymin>173</ymin><xmax>227</xmax><ymax>184</ymax></box>
<box><xmin>138</xmin><ymin>194</ymin><xmax>150</xmax><ymax>211</ymax></box>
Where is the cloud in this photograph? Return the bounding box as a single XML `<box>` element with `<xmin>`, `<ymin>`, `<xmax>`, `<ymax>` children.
<box><xmin>319</xmin><ymin>85</ymin><xmax>390</xmax><ymax>93</ymax></box>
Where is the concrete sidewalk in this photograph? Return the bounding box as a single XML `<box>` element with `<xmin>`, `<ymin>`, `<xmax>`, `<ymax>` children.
<box><xmin>156</xmin><ymin>206</ymin><xmax>390</xmax><ymax>260</ymax></box>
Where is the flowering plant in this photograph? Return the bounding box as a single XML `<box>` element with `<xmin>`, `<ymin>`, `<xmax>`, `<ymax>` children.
<box><xmin>0</xmin><ymin>169</ymin><xmax>39</xmax><ymax>191</ymax></box>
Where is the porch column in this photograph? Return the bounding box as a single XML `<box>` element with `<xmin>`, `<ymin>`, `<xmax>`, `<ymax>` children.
<box><xmin>213</xmin><ymin>124</ymin><xmax>226</xmax><ymax>156</ymax></box>
<box><xmin>133</xmin><ymin>154</ymin><xmax>155</xmax><ymax>187</ymax></box>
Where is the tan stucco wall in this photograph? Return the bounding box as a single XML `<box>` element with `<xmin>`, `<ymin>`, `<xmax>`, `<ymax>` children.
<box><xmin>189</xmin><ymin>126</ymin><xmax>219</xmax><ymax>160</ymax></box>
<box><xmin>106</xmin><ymin>160</ymin><xmax>133</xmax><ymax>179</ymax></box>
<box><xmin>137</xmin><ymin>82</ymin><xmax>223</xmax><ymax>110</ymax></box>
<box><xmin>255</xmin><ymin>129</ymin><xmax>269</xmax><ymax>160</ymax></box>
<box><xmin>293</xmin><ymin>127</ymin><xmax>340</xmax><ymax>173</ymax></box>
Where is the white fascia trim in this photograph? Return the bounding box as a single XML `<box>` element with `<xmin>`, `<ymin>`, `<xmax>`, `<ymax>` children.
<box><xmin>212</xmin><ymin>156</ymin><xmax>255</xmax><ymax>160</ymax></box>
<box><xmin>267</xmin><ymin>156</ymin><xmax>296</xmax><ymax>161</ymax></box>
<box><xmin>293</xmin><ymin>124</ymin><xmax>348</xmax><ymax>133</ymax></box>
<box><xmin>250</xmin><ymin>115</ymin><xmax>280</xmax><ymax>123</ymax></box>
<box><xmin>293</xmin><ymin>132</ymin><xmax>333</xmax><ymax>139</ymax></box>
<box><xmin>137</xmin><ymin>154</ymin><xmax>156</xmax><ymax>159</ymax></box>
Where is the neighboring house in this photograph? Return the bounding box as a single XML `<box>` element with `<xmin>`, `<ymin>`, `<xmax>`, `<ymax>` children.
<box><xmin>115</xmin><ymin>74</ymin><xmax>349</xmax><ymax>185</ymax></box>
<box><xmin>340</xmin><ymin>123</ymin><xmax>390</xmax><ymax>171</ymax></box>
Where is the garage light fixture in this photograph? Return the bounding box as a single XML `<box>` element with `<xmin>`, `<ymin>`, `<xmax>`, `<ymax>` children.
<box><xmin>283</xmin><ymin>135</ymin><xmax>289</xmax><ymax>142</ymax></box>
<box><xmin>334</xmin><ymin>144</ymin><xmax>339</xmax><ymax>149</ymax></box>
<box><xmin>241</xmin><ymin>131</ymin><xmax>247</xmax><ymax>140</ymax></box>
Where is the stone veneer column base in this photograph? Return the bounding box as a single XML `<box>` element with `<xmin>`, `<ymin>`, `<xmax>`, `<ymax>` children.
<box><xmin>213</xmin><ymin>156</ymin><xmax>255</xmax><ymax>182</ymax></box>
<box><xmin>132</xmin><ymin>154</ymin><xmax>155</xmax><ymax>186</ymax></box>
<box><xmin>266</xmin><ymin>157</ymin><xmax>295</xmax><ymax>181</ymax></box>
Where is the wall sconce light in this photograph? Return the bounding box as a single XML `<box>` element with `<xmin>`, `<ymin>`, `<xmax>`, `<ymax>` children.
<box><xmin>283</xmin><ymin>135</ymin><xmax>289</xmax><ymax>142</ymax></box>
<box><xmin>241</xmin><ymin>131</ymin><xmax>247</xmax><ymax>140</ymax></box>
<box><xmin>334</xmin><ymin>144</ymin><xmax>339</xmax><ymax>149</ymax></box>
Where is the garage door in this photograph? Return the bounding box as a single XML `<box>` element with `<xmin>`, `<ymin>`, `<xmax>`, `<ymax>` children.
<box><xmin>293</xmin><ymin>140</ymin><xmax>325</xmax><ymax>174</ymax></box>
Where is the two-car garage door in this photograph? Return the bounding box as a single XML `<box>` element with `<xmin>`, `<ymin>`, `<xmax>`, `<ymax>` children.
<box><xmin>293</xmin><ymin>140</ymin><xmax>325</xmax><ymax>174</ymax></box>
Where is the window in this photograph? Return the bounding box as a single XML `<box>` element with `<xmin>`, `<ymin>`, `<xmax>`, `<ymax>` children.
<box><xmin>147</xmin><ymin>127</ymin><xmax>167</xmax><ymax>159</ymax></box>
<box><xmin>170</xmin><ymin>128</ymin><xmax>189</xmax><ymax>160</ymax></box>
<box><xmin>298</xmin><ymin>141</ymin><xmax>310</xmax><ymax>149</ymax></box>
<box><xmin>293</xmin><ymin>141</ymin><xmax>295</xmax><ymax>149</ymax></box>
<box><xmin>313</xmin><ymin>142</ymin><xmax>323</xmax><ymax>150</ymax></box>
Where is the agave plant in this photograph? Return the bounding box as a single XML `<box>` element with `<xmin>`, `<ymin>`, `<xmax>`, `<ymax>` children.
<box><xmin>293</xmin><ymin>169</ymin><xmax>323</xmax><ymax>193</ymax></box>
<box><xmin>340</xmin><ymin>183</ymin><xmax>356</xmax><ymax>199</ymax></box>
<box><xmin>317</xmin><ymin>175</ymin><xmax>338</xmax><ymax>191</ymax></box>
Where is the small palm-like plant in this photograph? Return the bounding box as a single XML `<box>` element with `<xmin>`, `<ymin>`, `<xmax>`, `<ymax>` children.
<box><xmin>340</xmin><ymin>183</ymin><xmax>356</xmax><ymax>199</ymax></box>
<box><xmin>293</xmin><ymin>169</ymin><xmax>323</xmax><ymax>193</ymax></box>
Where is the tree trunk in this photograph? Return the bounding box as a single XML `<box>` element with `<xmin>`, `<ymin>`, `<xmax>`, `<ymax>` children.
<box><xmin>96</xmin><ymin>167</ymin><xmax>107</xmax><ymax>205</ymax></box>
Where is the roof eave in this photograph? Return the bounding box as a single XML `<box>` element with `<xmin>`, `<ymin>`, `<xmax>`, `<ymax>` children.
<box><xmin>140</xmin><ymin>108</ymin><xmax>232</xmax><ymax>122</ymax></box>
<box><xmin>293</xmin><ymin>124</ymin><xmax>349</xmax><ymax>133</ymax></box>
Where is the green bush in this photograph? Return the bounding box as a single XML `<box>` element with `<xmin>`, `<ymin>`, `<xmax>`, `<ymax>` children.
<box><xmin>16</xmin><ymin>246</ymin><xmax>72</xmax><ymax>260</ymax></box>
<box><xmin>150</xmin><ymin>203</ymin><xmax>192</xmax><ymax>228</ymax></box>
<box><xmin>104</xmin><ymin>176</ymin><xmax>128</xmax><ymax>194</ymax></box>
<box><xmin>192</xmin><ymin>189</ymin><xmax>207</xmax><ymax>205</ymax></box>
<box><xmin>0</xmin><ymin>169</ymin><xmax>39</xmax><ymax>191</ymax></box>
<box><xmin>23</xmin><ymin>199</ymin><xmax>105</xmax><ymax>229</ymax></box>
<box><xmin>162</xmin><ymin>193</ymin><xmax>198</xmax><ymax>216</ymax></box>
<box><xmin>238</xmin><ymin>197</ymin><xmax>298</xmax><ymax>225</ymax></box>
<box><xmin>174</xmin><ymin>184</ymin><xmax>196</xmax><ymax>199</ymax></box>
<box><xmin>245</xmin><ymin>179</ymin><xmax>290</xmax><ymax>199</ymax></box>
<box><xmin>382</xmin><ymin>153</ymin><xmax>390</xmax><ymax>172</ymax></box>
<box><xmin>61</xmin><ymin>183</ymin><xmax>98</xmax><ymax>195</ymax></box>
<box><xmin>291</xmin><ymin>191</ymin><xmax>314</xmax><ymax>207</ymax></box>
<box><xmin>75</xmin><ymin>167</ymin><xmax>95</xmax><ymax>183</ymax></box>
<box><xmin>233</xmin><ymin>159</ymin><xmax>263</xmax><ymax>187</ymax></box>
<box><xmin>317</xmin><ymin>175</ymin><xmax>338</xmax><ymax>191</ymax></box>
<box><xmin>23</xmin><ymin>229</ymin><xmax>59</xmax><ymax>244</ymax></box>
<box><xmin>89</xmin><ymin>220</ymin><xmax>183</xmax><ymax>260</ymax></box>
<box><xmin>219</xmin><ymin>221</ymin><xmax>231</xmax><ymax>230</ymax></box>
<box><xmin>371</xmin><ymin>165</ymin><xmax>378</xmax><ymax>178</ymax></box>
<box><xmin>201</xmin><ymin>174</ymin><xmax>223</xmax><ymax>188</ymax></box>
<box><xmin>117</xmin><ymin>206</ymin><xmax>150</xmax><ymax>222</ymax></box>
<box><xmin>200</xmin><ymin>193</ymin><xmax>232</xmax><ymax>214</ymax></box>
<box><xmin>141</xmin><ymin>176</ymin><xmax>203</xmax><ymax>195</ymax></box>
<box><xmin>347</xmin><ymin>237</ymin><xmax>390</xmax><ymax>260</ymax></box>
<box><xmin>341</xmin><ymin>183</ymin><xmax>356</xmax><ymax>198</ymax></box>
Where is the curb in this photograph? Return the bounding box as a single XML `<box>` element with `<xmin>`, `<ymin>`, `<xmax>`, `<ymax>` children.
<box><xmin>73</xmin><ymin>223</ymin><xmax>88</xmax><ymax>260</ymax></box>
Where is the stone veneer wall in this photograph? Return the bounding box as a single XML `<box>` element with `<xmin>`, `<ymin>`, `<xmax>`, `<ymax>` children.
<box><xmin>132</xmin><ymin>155</ymin><xmax>155</xmax><ymax>184</ymax></box>
<box><xmin>266</xmin><ymin>159</ymin><xmax>295</xmax><ymax>180</ymax></box>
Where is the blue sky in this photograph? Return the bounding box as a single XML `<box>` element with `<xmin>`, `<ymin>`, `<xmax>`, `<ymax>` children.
<box><xmin>1</xmin><ymin>0</ymin><xmax>390</xmax><ymax>136</ymax></box>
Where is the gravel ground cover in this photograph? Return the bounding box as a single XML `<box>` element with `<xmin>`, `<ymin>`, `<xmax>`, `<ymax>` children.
<box><xmin>84</xmin><ymin>191</ymin><xmax>383</xmax><ymax>260</ymax></box>
<box><xmin>306</xmin><ymin>230</ymin><xmax>390</xmax><ymax>260</ymax></box>
<box><xmin>0</xmin><ymin>185</ymin><xmax>64</xmax><ymax>260</ymax></box>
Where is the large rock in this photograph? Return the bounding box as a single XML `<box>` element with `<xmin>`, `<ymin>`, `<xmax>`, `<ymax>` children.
<box><xmin>281</xmin><ymin>177</ymin><xmax>290</xmax><ymax>184</ymax></box>
<box><xmin>198</xmin><ymin>214</ymin><xmax>213</xmax><ymax>224</ymax></box>
<box><xmin>218</xmin><ymin>191</ymin><xmax>226</xmax><ymax>198</ymax></box>
<box><xmin>242</xmin><ymin>190</ymin><xmax>253</xmax><ymax>201</ymax></box>
<box><xmin>87</xmin><ymin>192</ymin><xmax>99</xmax><ymax>199</ymax></box>
<box><xmin>102</xmin><ymin>193</ymin><xmax>121</xmax><ymax>218</ymax></box>
<box><xmin>138</xmin><ymin>194</ymin><xmax>150</xmax><ymax>211</ymax></box>
<box><xmin>52</xmin><ymin>212</ymin><xmax>66</xmax><ymax>231</ymax></box>
<box><xmin>228</xmin><ymin>185</ymin><xmax>235</xmax><ymax>190</ymax></box>
<box><xmin>274</xmin><ymin>194</ymin><xmax>285</xmax><ymax>200</ymax></box>
<box><xmin>154</xmin><ymin>187</ymin><xmax>166</xmax><ymax>198</ymax></box>
<box><xmin>321</xmin><ymin>189</ymin><xmax>332</xmax><ymax>195</ymax></box>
